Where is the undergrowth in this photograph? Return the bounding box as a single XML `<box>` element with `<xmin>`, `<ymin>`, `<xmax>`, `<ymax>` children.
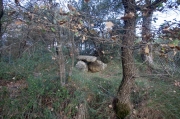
<box><xmin>0</xmin><ymin>49</ymin><xmax>180</xmax><ymax>119</ymax></box>
<box><xmin>134</xmin><ymin>59</ymin><xmax>180</xmax><ymax>119</ymax></box>
<box><xmin>0</xmin><ymin>50</ymin><xmax>79</xmax><ymax>119</ymax></box>
<box><xmin>148</xmin><ymin>76</ymin><xmax>180</xmax><ymax>119</ymax></box>
<box><xmin>71</xmin><ymin>61</ymin><xmax>121</xmax><ymax>119</ymax></box>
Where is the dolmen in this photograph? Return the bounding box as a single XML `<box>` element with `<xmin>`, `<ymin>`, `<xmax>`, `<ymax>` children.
<box><xmin>75</xmin><ymin>55</ymin><xmax>107</xmax><ymax>73</ymax></box>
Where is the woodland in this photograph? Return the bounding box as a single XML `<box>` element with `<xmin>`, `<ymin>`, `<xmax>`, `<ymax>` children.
<box><xmin>0</xmin><ymin>0</ymin><xmax>180</xmax><ymax>119</ymax></box>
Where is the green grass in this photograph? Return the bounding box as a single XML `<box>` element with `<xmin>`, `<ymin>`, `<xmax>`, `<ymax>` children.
<box><xmin>0</xmin><ymin>75</ymin><xmax>80</xmax><ymax>119</ymax></box>
<box><xmin>1</xmin><ymin>48</ymin><xmax>180</xmax><ymax>119</ymax></box>
<box><xmin>71</xmin><ymin>61</ymin><xmax>122</xmax><ymax>119</ymax></box>
<box><xmin>0</xmin><ymin>50</ymin><xmax>78</xmax><ymax>119</ymax></box>
<box><xmin>148</xmin><ymin>78</ymin><xmax>180</xmax><ymax>119</ymax></box>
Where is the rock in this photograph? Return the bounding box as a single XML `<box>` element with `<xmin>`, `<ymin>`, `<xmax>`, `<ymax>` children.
<box><xmin>77</xmin><ymin>55</ymin><xmax>97</xmax><ymax>62</ymax></box>
<box><xmin>96</xmin><ymin>60</ymin><xmax>107</xmax><ymax>70</ymax></box>
<box><xmin>75</xmin><ymin>61</ymin><xmax>88</xmax><ymax>72</ymax></box>
<box><xmin>88</xmin><ymin>60</ymin><xmax>107</xmax><ymax>73</ymax></box>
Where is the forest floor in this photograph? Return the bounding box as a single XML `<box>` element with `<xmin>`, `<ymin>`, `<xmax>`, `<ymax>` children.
<box><xmin>0</xmin><ymin>61</ymin><xmax>180</xmax><ymax>119</ymax></box>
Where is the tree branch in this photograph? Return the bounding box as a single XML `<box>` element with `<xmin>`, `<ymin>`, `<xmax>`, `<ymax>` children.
<box><xmin>148</xmin><ymin>0</ymin><xmax>166</xmax><ymax>10</ymax></box>
<box><xmin>136</xmin><ymin>0</ymin><xmax>166</xmax><ymax>11</ymax></box>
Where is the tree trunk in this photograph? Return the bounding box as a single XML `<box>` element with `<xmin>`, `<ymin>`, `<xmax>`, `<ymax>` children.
<box><xmin>57</xmin><ymin>27</ymin><xmax>66</xmax><ymax>85</ymax></box>
<box><xmin>113</xmin><ymin>1</ymin><xmax>136</xmax><ymax>119</ymax></box>
<box><xmin>141</xmin><ymin>1</ymin><xmax>154</xmax><ymax>66</ymax></box>
<box><xmin>68</xmin><ymin>29</ymin><xmax>75</xmax><ymax>81</ymax></box>
<box><xmin>0</xmin><ymin>0</ymin><xmax>3</xmax><ymax>59</ymax></box>
<box><xmin>140</xmin><ymin>0</ymin><xmax>166</xmax><ymax>65</ymax></box>
<box><xmin>0</xmin><ymin>0</ymin><xmax>3</xmax><ymax>42</ymax></box>
<box><xmin>18</xmin><ymin>40</ymin><xmax>26</xmax><ymax>58</ymax></box>
<box><xmin>49</xmin><ymin>0</ymin><xmax>66</xmax><ymax>85</ymax></box>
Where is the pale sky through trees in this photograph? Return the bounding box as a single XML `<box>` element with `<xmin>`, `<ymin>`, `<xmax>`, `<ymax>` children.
<box><xmin>5</xmin><ymin>0</ymin><xmax>180</xmax><ymax>36</ymax></box>
<box><xmin>153</xmin><ymin>9</ymin><xmax>180</xmax><ymax>27</ymax></box>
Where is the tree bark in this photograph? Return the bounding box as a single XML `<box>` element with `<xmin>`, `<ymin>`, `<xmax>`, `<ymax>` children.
<box><xmin>0</xmin><ymin>0</ymin><xmax>3</xmax><ymax>41</ymax></box>
<box><xmin>57</xmin><ymin>27</ymin><xmax>66</xmax><ymax>85</ymax></box>
<box><xmin>141</xmin><ymin>0</ymin><xmax>154</xmax><ymax>66</ymax></box>
<box><xmin>68</xmin><ymin>29</ymin><xmax>75</xmax><ymax>80</ymax></box>
<box><xmin>113</xmin><ymin>1</ymin><xmax>136</xmax><ymax>119</ymax></box>
<box><xmin>141</xmin><ymin>0</ymin><xmax>166</xmax><ymax>68</ymax></box>
<box><xmin>0</xmin><ymin>0</ymin><xmax>3</xmax><ymax>59</ymax></box>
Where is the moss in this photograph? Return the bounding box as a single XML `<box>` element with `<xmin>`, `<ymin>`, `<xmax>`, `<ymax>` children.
<box><xmin>67</xmin><ymin>76</ymin><xmax>72</xmax><ymax>83</ymax></box>
<box><xmin>114</xmin><ymin>102</ymin><xmax>130</xmax><ymax>119</ymax></box>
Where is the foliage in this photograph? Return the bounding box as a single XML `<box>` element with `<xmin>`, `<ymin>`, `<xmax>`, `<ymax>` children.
<box><xmin>0</xmin><ymin>77</ymin><xmax>75</xmax><ymax>118</ymax></box>
<box><xmin>0</xmin><ymin>0</ymin><xmax>180</xmax><ymax>118</ymax></box>
<box><xmin>70</xmin><ymin>61</ymin><xmax>122</xmax><ymax>118</ymax></box>
<box><xmin>0</xmin><ymin>52</ymin><xmax>180</xmax><ymax>118</ymax></box>
<box><xmin>146</xmin><ymin>76</ymin><xmax>180</xmax><ymax>118</ymax></box>
<box><xmin>0</xmin><ymin>49</ymin><xmax>79</xmax><ymax>118</ymax></box>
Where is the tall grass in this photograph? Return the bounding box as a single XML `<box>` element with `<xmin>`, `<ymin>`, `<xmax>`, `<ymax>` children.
<box><xmin>1</xmin><ymin>46</ymin><xmax>180</xmax><ymax>119</ymax></box>
<box><xmin>71</xmin><ymin>61</ymin><xmax>122</xmax><ymax>118</ymax></box>
<box><xmin>134</xmin><ymin>55</ymin><xmax>180</xmax><ymax>119</ymax></box>
<box><xmin>148</xmin><ymin>77</ymin><xmax>180</xmax><ymax>119</ymax></box>
<box><xmin>0</xmin><ymin>48</ymin><xmax>78</xmax><ymax>119</ymax></box>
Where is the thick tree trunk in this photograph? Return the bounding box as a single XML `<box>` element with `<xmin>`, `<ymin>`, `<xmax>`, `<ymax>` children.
<box><xmin>113</xmin><ymin>1</ymin><xmax>136</xmax><ymax>119</ymax></box>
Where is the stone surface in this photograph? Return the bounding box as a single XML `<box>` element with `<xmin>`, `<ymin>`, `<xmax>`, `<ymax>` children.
<box><xmin>77</xmin><ymin>55</ymin><xmax>97</xmax><ymax>62</ymax></box>
<box><xmin>96</xmin><ymin>60</ymin><xmax>107</xmax><ymax>70</ymax></box>
<box><xmin>75</xmin><ymin>61</ymin><xmax>88</xmax><ymax>72</ymax></box>
<box><xmin>88</xmin><ymin>60</ymin><xmax>107</xmax><ymax>73</ymax></box>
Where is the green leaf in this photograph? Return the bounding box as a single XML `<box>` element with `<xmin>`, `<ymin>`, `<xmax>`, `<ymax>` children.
<box><xmin>134</xmin><ymin>39</ymin><xmax>141</xmax><ymax>44</ymax></box>
<box><xmin>79</xmin><ymin>20</ymin><xmax>83</xmax><ymax>24</ymax></box>
<box><xmin>171</xmin><ymin>39</ymin><xmax>179</xmax><ymax>46</ymax></box>
<box><xmin>75</xmin><ymin>32</ymin><xmax>79</xmax><ymax>36</ymax></box>
<box><xmin>158</xmin><ymin>3</ymin><xmax>163</xmax><ymax>7</ymax></box>
<box><xmin>42</xmin><ymin>29</ymin><xmax>46</xmax><ymax>33</ymax></box>
<box><xmin>51</xmin><ymin>27</ymin><xmax>56</xmax><ymax>32</ymax></box>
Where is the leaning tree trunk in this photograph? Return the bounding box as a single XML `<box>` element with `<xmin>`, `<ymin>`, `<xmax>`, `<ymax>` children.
<box><xmin>113</xmin><ymin>0</ymin><xmax>136</xmax><ymax>119</ymax></box>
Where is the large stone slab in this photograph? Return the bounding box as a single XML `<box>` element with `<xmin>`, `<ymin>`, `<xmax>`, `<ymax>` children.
<box><xmin>77</xmin><ymin>55</ymin><xmax>97</xmax><ymax>62</ymax></box>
